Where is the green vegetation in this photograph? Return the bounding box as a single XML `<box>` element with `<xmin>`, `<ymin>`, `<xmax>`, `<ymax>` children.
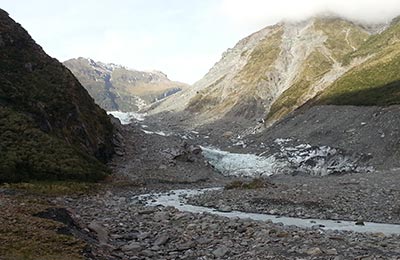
<box><xmin>187</xmin><ymin>76</ymin><xmax>226</xmax><ymax>113</ymax></box>
<box><xmin>1</xmin><ymin>181</ymin><xmax>100</xmax><ymax>196</ymax></box>
<box><xmin>318</xmin><ymin>49</ymin><xmax>400</xmax><ymax>106</ymax></box>
<box><xmin>343</xmin><ymin>19</ymin><xmax>400</xmax><ymax>64</ymax></box>
<box><xmin>317</xmin><ymin>17</ymin><xmax>400</xmax><ymax>106</ymax></box>
<box><xmin>0</xmin><ymin>10</ymin><xmax>114</xmax><ymax>182</ymax></box>
<box><xmin>265</xmin><ymin>18</ymin><xmax>373</xmax><ymax>123</ymax></box>
<box><xmin>0</xmin><ymin>108</ymin><xmax>110</xmax><ymax>183</ymax></box>
<box><xmin>0</xmin><ymin>195</ymin><xmax>86</xmax><ymax>260</ymax></box>
<box><xmin>235</xmin><ymin>26</ymin><xmax>284</xmax><ymax>84</ymax></box>
<box><xmin>225</xmin><ymin>178</ymin><xmax>273</xmax><ymax>190</ymax></box>
<box><xmin>314</xmin><ymin>18</ymin><xmax>369</xmax><ymax>63</ymax></box>
<box><xmin>267</xmin><ymin>50</ymin><xmax>333</xmax><ymax>122</ymax></box>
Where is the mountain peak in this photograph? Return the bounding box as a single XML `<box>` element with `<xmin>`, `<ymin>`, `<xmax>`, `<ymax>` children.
<box><xmin>391</xmin><ymin>15</ymin><xmax>400</xmax><ymax>25</ymax></box>
<box><xmin>64</xmin><ymin>58</ymin><xmax>188</xmax><ymax>112</ymax></box>
<box><xmin>149</xmin><ymin>12</ymin><xmax>384</xmax><ymax>126</ymax></box>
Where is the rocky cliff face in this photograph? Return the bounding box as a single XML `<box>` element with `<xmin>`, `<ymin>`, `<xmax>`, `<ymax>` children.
<box><xmin>64</xmin><ymin>58</ymin><xmax>188</xmax><ymax>112</ymax></box>
<box><xmin>0</xmin><ymin>9</ymin><xmax>114</xmax><ymax>182</ymax></box>
<box><xmin>150</xmin><ymin>15</ymin><xmax>396</xmax><ymax>129</ymax></box>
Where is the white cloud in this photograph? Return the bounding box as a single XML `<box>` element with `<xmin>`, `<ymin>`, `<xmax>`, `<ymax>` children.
<box><xmin>220</xmin><ymin>0</ymin><xmax>400</xmax><ymax>33</ymax></box>
<box><xmin>3</xmin><ymin>0</ymin><xmax>400</xmax><ymax>84</ymax></box>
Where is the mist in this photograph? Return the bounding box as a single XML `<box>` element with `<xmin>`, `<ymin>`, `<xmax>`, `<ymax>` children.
<box><xmin>2</xmin><ymin>0</ymin><xmax>400</xmax><ymax>84</ymax></box>
<box><xmin>220</xmin><ymin>0</ymin><xmax>400</xmax><ymax>33</ymax></box>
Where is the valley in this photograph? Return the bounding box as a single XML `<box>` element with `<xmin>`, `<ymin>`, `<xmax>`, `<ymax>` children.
<box><xmin>4</xmin><ymin>112</ymin><xmax>400</xmax><ymax>259</ymax></box>
<box><xmin>1</xmin><ymin>6</ymin><xmax>400</xmax><ymax>260</ymax></box>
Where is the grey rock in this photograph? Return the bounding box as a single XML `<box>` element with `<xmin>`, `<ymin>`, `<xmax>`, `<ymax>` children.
<box><xmin>325</xmin><ymin>248</ymin><xmax>338</xmax><ymax>255</ymax></box>
<box><xmin>213</xmin><ymin>246</ymin><xmax>229</xmax><ymax>258</ymax></box>
<box><xmin>306</xmin><ymin>247</ymin><xmax>323</xmax><ymax>256</ymax></box>
<box><xmin>219</xmin><ymin>205</ymin><xmax>232</xmax><ymax>212</ymax></box>
<box><xmin>154</xmin><ymin>234</ymin><xmax>169</xmax><ymax>246</ymax></box>
<box><xmin>121</xmin><ymin>242</ymin><xmax>142</xmax><ymax>252</ymax></box>
<box><xmin>355</xmin><ymin>218</ymin><xmax>365</xmax><ymax>226</ymax></box>
<box><xmin>154</xmin><ymin>212</ymin><xmax>170</xmax><ymax>222</ymax></box>
<box><xmin>88</xmin><ymin>221</ymin><xmax>108</xmax><ymax>244</ymax></box>
<box><xmin>138</xmin><ymin>232</ymin><xmax>151</xmax><ymax>240</ymax></box>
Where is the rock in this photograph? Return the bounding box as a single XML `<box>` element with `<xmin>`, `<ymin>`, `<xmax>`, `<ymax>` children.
<box><xmin>88</xmin><ymin>221</ymin><xmax>108</xmax><ymax>244</ymax></box>
<box><xmin>159</xmin><ymin>164</ymin><xmax>168</xmax><ymax>170</ymax></box>
<box><xmin>222</xmin><ymin>131</ymin><xmax>234</xmax><ymax>138</ymax></box>
<box><xmin>219</xmin><ymin>205</ymin><xmax>232</xmax><ymax>212</ymax></box>
<box><xmin>121</xmin><ymin>242</ymin><xmax>142</xmax><ymax>252</ymax></box>
<box><xmin>140</xmin><ymin>250</ymin><xmax>156</xmax><ymax>257</ymax></box>
<box><xmin>154</xmin><ymin>212</ymin><xmax>169</xmax><ymax>222</ymax></box>
<box><xmin>325</xmin><ymin>248</ymin><xmax>338</xmax><ymax>255</ymax></box>
<box><xmin>276</xmin><ymin>231</ymin><xmax>289</xmax><ymax>238</ymax></box>
<box><xmin>24</xmin><ymin>62</ymin><xmax>33</xmax><ymax>72</ymax></box>
<box><xmin>154</xmin><ymin>234</ymin><xmax>169</xmax><ymax>246</ymax></box>
<box><xmin>177</xmin><ymin>241</ymin><xmax>195</xmax><ymax>251</ymax></box>
<box><xmin>213</xmin><ymin>246</ymin><xmax>229</xmax><ymax>258</ymax></box>
<box><xmin>355</xmin><ymin>218</ymin><xmax>365</xmax><ymax>226</ymax></box>
<box><xmin>137</xmin><ymin>232</ymin><xmax>151</xmax><ymax>240</ymax></box>
<box><xmin>306</xmin><ymin>247</ymin><xmax>323</xmax><ymax>256</ymax></box>
<box><xmin>373</xmin><ymin>232</ymin><xmax>386</xmax><ymax>238</ymax></box>
<box><xmin>115</xmin><ymin>148</ymin><xmax>125</xmax><ymax>156</ymax></box>
<box><xmin>138</xmin><ymin>209</ymin><xmax>155</xmax><ymax>215</ymax></box>
<box><xmin>333</xmin><ymin>256</ymin><xmax>345</xmax><ymax>260</ymax></box>
<box><xmin>189</xmin><ymin>145</ymin><xmax>202</xmax><ymax>155</ymax></box>
<box><xmin>121</xmin><ymin>232</ymin><xmax>139</xmax><ymax>240</ymax></box>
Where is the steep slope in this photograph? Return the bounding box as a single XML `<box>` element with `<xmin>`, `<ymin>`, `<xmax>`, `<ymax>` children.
<box><xmin>314</xmin><ymin>17</ymin><xmax>400</xmax><ymax>106</ymax></box>
<box><xmin>64</xmin><ymin>58</ymin><xmax>188</xmax><ymax>112</ymax></box>
<box><xmin>151</xmin><ymin>16</ymin><xmax>372</xmax><ymax>127</ymax></box>
<box><xmin>0</xmin><ymin>9</ymin><xmax>114</xmax><ymax>182</ymax></box>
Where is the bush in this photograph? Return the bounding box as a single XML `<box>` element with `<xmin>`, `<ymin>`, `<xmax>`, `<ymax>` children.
<box><xmin>0</xmin><ymin>108</ymin><xmax>109</xmax><ymax>183</ymax></box>
<box><xmin>225</xmin><ymin>178</ymin><xmax>273</xmax><ymax>190</ymax></box>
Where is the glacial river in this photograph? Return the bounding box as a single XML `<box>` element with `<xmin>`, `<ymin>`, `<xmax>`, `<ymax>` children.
<box><xmin>138</xmin><ymin>188</ymin><xmax>400</xmax><ymax>235</ymax></box>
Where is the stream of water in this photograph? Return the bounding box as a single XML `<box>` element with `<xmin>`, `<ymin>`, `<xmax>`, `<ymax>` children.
<box><xmin>137</xmin><ymin>188</ymin><xmax>400</xmax><ymax>235</ymax></box>
<box><xmin>110</xmin><ymin>111</ymin><xmax>399</xmax><ymax>235</ymax></box>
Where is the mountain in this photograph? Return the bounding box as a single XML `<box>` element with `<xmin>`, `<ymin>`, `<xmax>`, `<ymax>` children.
<box><xmin>314</xmin><ymin>17</ymin><xmax>400</xmax><ymax>106</ymax></box>
<box><xmin>64</xmin><ymin>58</ymin><xmax>188</xmax><ymax>112</ymax></box>
<box><xmin>0</xmin><ymin>9</ymin><xmax>114</xmax><ymax>182</ymax></box>
<box><xmin>150</xmin><ymin>15</ymin><xmax>397</xmax><ymax>129</ymax></box>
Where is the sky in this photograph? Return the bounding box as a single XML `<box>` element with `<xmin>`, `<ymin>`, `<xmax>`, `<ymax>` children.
<box><xmin>1</xmin><ymin>1</ymin><xmax>400</xmax><ymax>84</ymax></box>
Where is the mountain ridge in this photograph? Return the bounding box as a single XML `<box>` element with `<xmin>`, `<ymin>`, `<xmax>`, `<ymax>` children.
<box><xmin>149</xmin><ymin>14</ymin><xmax>400</xmax><ymax>132</ymax></box>
<box><xmin>64</xmin><ymin>57</ymin><xmax>188</xmax><ymax>112</ymax></box>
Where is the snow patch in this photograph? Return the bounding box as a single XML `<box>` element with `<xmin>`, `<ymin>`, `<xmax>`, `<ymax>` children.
<box><xmin>201</xmin><ymin>142</ymin><xmax>373</xmax><ymax>178</ymax></box>
<box><xmin>107</xmin><ymin>111</ymin><xmax>146</xmax><ymax>124</ymax></box>
<box><xmin>142</xmin><ymin>129</ymin><xmax>170</xmax><ymax>137</ymax></box>
<box><xmin>201</xmin><ymin>147</ymin><xmax>284</xmax><ymax>177</ymax></box>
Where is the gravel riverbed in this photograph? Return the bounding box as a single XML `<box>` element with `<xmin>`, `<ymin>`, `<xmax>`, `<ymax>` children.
<box><xmin>188</xmin><ymin>170</ymin><xmax>400</xmax><ymax>225</ymax></box>
<box><xmin>61</xmin><ymin>186</ymin><xmax>400</xmax><ymax>259</ymax></box>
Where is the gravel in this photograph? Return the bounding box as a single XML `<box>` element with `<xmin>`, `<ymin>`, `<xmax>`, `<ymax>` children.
<box><xmin>61</xmin><ymin>187</ymin><xmax>400</xmax><ymax>259</ymax></box>
<box><xmin>189</xmin><ymin>170</ymin><xmax>400</xmax><ymax>224</ymax></box>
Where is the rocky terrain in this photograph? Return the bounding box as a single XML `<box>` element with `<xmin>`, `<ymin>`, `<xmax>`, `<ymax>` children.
<box><xmin>108</xmin><ymin>115</ymin><xmax>228</xmax><ymax>186</ymax></box>
<box><xmin>3</xmin><ymin>115</ymin><xmax>400</xmax><ymax>259</ymax></box>
<box><xmin>189</xmin><ymin>170</ymin><xmax>400</xmax><ymax>225</ymax></box>
<box><xmin>64</xmin><ymin>58</ymin><xmax>188</xmax><ymax>112</ymax></box>
<box><xmin>2</xmin><ymin>109</ymin><xmax>400</xmax><ymax>259</ymax></box>
<box><xmin>59</xmin><ymin>184</ymin><xmax>400</xmax><ymax>259</ymax></box>
<box><xmin>2</xmin><ymin>7</ymin><xmax>400</xmax><ymax>260</ymax></box>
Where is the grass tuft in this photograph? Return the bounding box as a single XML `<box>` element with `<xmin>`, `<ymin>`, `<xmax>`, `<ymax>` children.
<box><xmin>225</xmin><ymin>178</ymin><xmax>273</xmax><ymax>190</ymax></box>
